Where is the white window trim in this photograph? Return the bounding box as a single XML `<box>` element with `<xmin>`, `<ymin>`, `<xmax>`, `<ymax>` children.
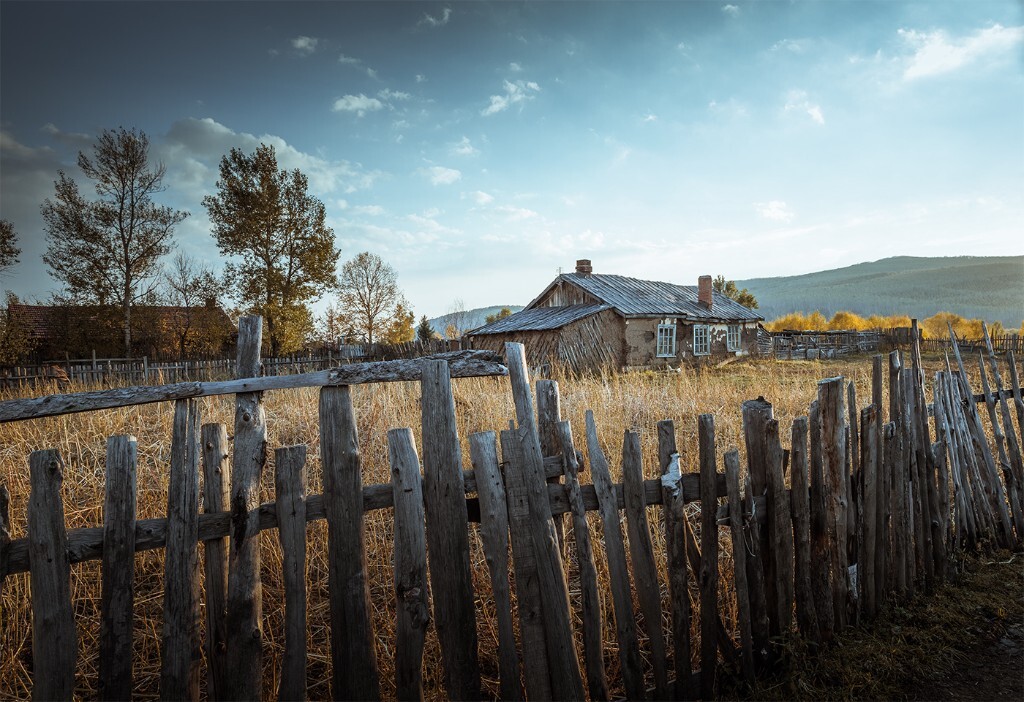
<box><xmin>727</xmin><ymin>324</ymin><xmax>741</xmax><ymax>351</ymax></box>
<box><xmin>656</xmin><ymin>323</ymin><xmax>676</xmax><ymax>357</ymax></box>
<box><xmin>693</xmin><ymin>324</ymin><xmax>710</xmax><ymax>356</ymax></box>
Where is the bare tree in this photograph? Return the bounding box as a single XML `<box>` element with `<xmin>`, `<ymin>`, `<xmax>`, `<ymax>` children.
<box><xmin>40</xmin><ymin>127</ymin><xmax>188</xmax><ymax>355</ymax></box>
<box><xmin>0</xmin><ymin>219</ymin><xmax>20</xmax><ymax>277</ymax></box>
<box><xmin>445</xmin><ymin>298</ymin><xmax>471</xmax><ymax>339</ymax></box>
<box><xmin>163</xmin><ymin>252</ymin><xmax>226</xmax><ymax>357</ymax></box>
<box><xmin>337</xmin><ymin>252</ymin><xmax>406</xmax><ymax>344</ymax></box>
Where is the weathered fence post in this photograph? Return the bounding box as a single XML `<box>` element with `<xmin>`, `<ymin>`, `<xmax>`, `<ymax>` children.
<box><xmin>657</xmin><ymin>419</ymin><xmax>693</xmax><ymax>700</ymax></box>
<box><xmin>225</xmin><ymin>315</ymin><xmax>268</xmax><ymax>701</ymax></box>
<box><xmin>161</xmin><ymin>398</ymin><xmax>202</xmax><ymax>701</ymax></box>
<box><xmin>28</xmin><ymin>449</ymin><xmax>77</xmax><ymax>701</ymax></box>
<box><xmin>789</xmin><ymin>417</ymin><xmax>819</xmax><ymax>643</ymax></box>
<box><xmin>421</xmin><ymin>360</ymin><xmax>480</xmax><ymax>701</ymax></box>
<box><xmin>98</xmin><ymin>435</ymin><xmax>137</xmax><ymax>701</ymax></box>
<box><xmin>586</xmin><ymin>410</ymin><xmax>645</xmax><ymax>701</ymax></box>
<box><xmin>275</xmin><ymin>445</ymin><xmax>308</xmax><ymax>702</ymax></box>
<box><xmin>698</xmin><ymin>414</ymin><xmax>719</xmax><ymax>700</ymax></box>
<box><xmin>389</xmin><ymin>429</ymin><xmax>431</xmax><ymax>702</ymax></box>
<box><xmin>818</xmin><ymin>378</ymin><xmax>849</xmax><ymax>631</ymax></box>
<box><xmin>504</xmin><ymin>344</ymin><xmax>584</xmax><ymax>700</ymax></box>
<box><xmin>725</xmin><ymin>450</ymin><xmax>755</xmax><ymax>681</ymax></box>
<box><xmin>321</xmin><ymin>383</ymin><xmax>381</xmax><ymax>701</ymax></box>
<box><xmin>537</xmin><ymin>379</ymin><xmax>567</xmax><ymax>556</ymax></box>
<box><xmin>859</xmin><ymin>406</ymin><xmax>878</xmax><ymax>619</ymax></box>
<box><xmin>470</xmin><ymin>432</ymin><xmax>523</xmax><ymax>702</ymax></box>
<box><xmin>201</xmin><ymin>423</ymin><xmax>230</xmax><ymax>700</ymax></box>
<box><xmin>622</xmin><ymin>430</ymin><xmax>669</xmax><ymax>699</ymax></box>
<box><xmin>555</xmin><ymin>421</ymin><xmax>608</xmax><ymax>701</ymax></box>
<box><xmin>765</xmin><ymin>418</ymin><xmax>794</xmax><ymax>636</ymax></box>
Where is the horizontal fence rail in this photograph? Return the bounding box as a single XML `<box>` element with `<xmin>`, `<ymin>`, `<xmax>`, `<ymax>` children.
<box><xmin>0</xmin><ymin>317</ymin><xmax>1021</xmax><ymax>700</ymax></box>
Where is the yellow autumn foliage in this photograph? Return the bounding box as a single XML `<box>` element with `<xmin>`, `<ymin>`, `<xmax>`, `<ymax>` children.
<box><xmin>766</xmin><ymin>309</ymin><xmax>1013</xmax><ymax>340</ymax></box>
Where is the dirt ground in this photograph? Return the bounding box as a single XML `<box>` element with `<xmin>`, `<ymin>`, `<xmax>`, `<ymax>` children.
<box><xmin>729</xmin><ymin>552</ymin><xmax>1024</xmax><ymax>701</ymax></box>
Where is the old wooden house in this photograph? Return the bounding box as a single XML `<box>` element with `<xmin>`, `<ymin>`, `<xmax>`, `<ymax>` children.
<box><xmin>467</xmin><ymin>260</ymin><xmax>765</xmax><ymax>371</ymax></box>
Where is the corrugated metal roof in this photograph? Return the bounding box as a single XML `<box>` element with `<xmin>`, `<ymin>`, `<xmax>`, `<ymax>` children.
<box><xmin>554</xmin><ymin>273</ymin><xmax>763</xmax><ymax>321</ymax></box>
<box><xmin>470</xmin><ymin>304</ymin><xmax>612</xmax><ymax>334</ymax></box>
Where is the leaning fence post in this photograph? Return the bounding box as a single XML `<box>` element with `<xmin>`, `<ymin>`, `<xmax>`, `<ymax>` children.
<box><xmin>764</xmin><ymin>418</ymin><xmax>794</xmax><ymax>636</ymax></box>
<box><xmin>622</xmin><ymin>430</ymin><xmax>669</xmax><ymax>699</ymax></box>
<box><xmin>859</xmin><ymin>406</ymin><xmax>879</xmax><ymax>620</ymax></box>
<box><xmin>725</xmin><ymin>450</ymin><xmax>755</xmax><ymax>682</ymax></box>
<box><xmin>225</xmin><ymin>315</ymin><xmax>268</xmax><ymax>702</ymax></box>
<box><xmin>160</xmin><ymin>398</ymin><xmax>202</xmax><ymax>701</ymax></box>
<box><xmin>28</xmin><ymin>449</ymin><xmax>77</xmax><ymax>701</ymax></box>
<box><xmin>789</xmin><ymin>417</ymin><xmax>819</xmax><ymax>643</ymax></box>
<box><xmin>809</xmin><ymin>399</ymin><xmax>834</xmax><ymax>641</ymax></box>
<box><xmin>98</xmin><ymin>435</ymin><xmax>138</xmax><ymax>701</ymax></box>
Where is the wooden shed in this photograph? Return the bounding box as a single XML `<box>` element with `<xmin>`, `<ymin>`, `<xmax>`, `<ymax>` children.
<box><xmin>467</xmin><ymin>260</ymin><xmax>765</xmax><ymax>371</ymax></box>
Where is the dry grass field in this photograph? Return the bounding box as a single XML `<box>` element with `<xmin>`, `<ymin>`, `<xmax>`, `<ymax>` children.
<box><xmin>0</xmin><ymin>353</ymin><xmax>998</xmax><ymax>699</ymax></box>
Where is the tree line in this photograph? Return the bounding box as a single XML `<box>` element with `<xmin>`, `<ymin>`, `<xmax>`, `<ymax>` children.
<box><xmin>765</xmin><ymin>310</ymin><xmax>1024</xmax><ymax>339</ymax></box>
<box><xmin>0</xmin><ymin>128</ymin><xmax>427</xmax><ymax>363</ymax></box>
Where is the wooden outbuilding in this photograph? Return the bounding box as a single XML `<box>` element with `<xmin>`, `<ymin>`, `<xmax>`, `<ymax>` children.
<box><xmin>467</xmin><ymin>259</ymin><xmax>764</xmax><ymax>371</ymax></box>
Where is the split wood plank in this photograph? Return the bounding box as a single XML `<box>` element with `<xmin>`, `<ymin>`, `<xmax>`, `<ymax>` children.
<box><xmin>927</xmin><ymin>441</ymin><xmax>948</xmax><ymax>584</ymax></box>
<box><xmin>0</xmin><ymin>351</ymin><xmax>508</xmax><ymax>423</ymax></box>
<box><xmin>537</xmin><ymin>379</ymin><xmax>567</xmax><ymax>556</ymax></box>
<box><xmin>201</xmin><ymin>423</ymin><xmax>230</xmax><ymax>701</ymax></box>
<box><xmin>224</xmin><ymin>317</ymin><xmax>267</xmax><ymax>702</ymax></box>
<box><xmin>741</xmin><ymin>397</ymin><xmax>776</xmax><ymax>637</ymax></box>
<box><xmin>809</xmin><ymin>399</ymin><xmax>834</xmax><ymax>642</ymax></box>
<box><xmin>500</xmin><ymin>429</ymin><xmax>553</xmax><ymax>701</ymax></box>
<box><xmin>28</xmin><ymin>449</ymin><xmax>77</xmax><ymax>702</ymax></box>
<box><xmin>160</xmin><ymin>398</ymin><xmax>202</xmax><ymax>702</ymax></box>
<box><xmin>724</xmin><ymin>450</ymin><xmax>755</xmax><ymax>682</ymax></box>
<box><xmin>818</xmin><ymin>377</ymin><xmax>849</xmax><ymax>631</ymax></box>
<box><xmin>699</xmin><ymin>414</ymin><xmax>719</xmax><ymax>701</ymax></box>
<box><xmin>586</xmin><ymin>410</ymin><xmax>646</xmax><ymax>701</ymax></box>
<box><xmin>389</xmin><ymin>429</ymin><xmax>431</xmax><ymax>702</ymax></box>
<box><xmin>622</xmin><ymin>430</ymin><xmax>669</xmax><ymax>700</ymax></box>
<box><xmin>98</xmin><ymin>435</ymin><xmax>137</xmax><ymax>701</ymax></box>
<box><xmin>789</xmin><ymin>417</ymin><xmax>819</xmax><ymax>643</ymax></box>
<box><xmin>275</xmin><ymin>445</ymin><xmax>308</xmax><ymax>702</ymax></box>
<box><xmin>421</xmin><ymin>361</ymin><xmax>479</xmax><ymax>701</ymax></box>
<box><xmin>764</xmin><ymin>418</ymin><xmax>794</xmax><ymax>636</ymax></box>
<box><xmin>872</xmin><ymin>355</ymin><xmax>888</xmax><ymax>602</ymax></box>
<box><xmin>556</xmin><ymin>421</ymin><xmax>607</xmax><ymax>702</ymax></box>
<box><xmin>982</xmin><ymin>324</ymin><xmax>1024</xmax><ymax>543</ymax></box>
<box><xmin>0</xmin><ymin>485</ymin><xmax>9</xmax><ymax>602</ymax></box>
<box><xmin>469</xmin><ymin>432</ymin><xmax>522</xmax><ymax>702</ymax></box>
<box><xmin>859</xmin><ymin>406</ymin><xmax>878</xmax><ymax>619</ymax></box>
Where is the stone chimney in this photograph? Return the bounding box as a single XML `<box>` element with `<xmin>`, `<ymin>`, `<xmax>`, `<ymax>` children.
<box><xmin>575</xmin><ymin>259</ymin><xmax>593</xmax><ymax>277</ymax></box>
<box><xmin>698</xmin><ymin>275</ymin><xmax>713</xmax><ymax>309</ymax></box>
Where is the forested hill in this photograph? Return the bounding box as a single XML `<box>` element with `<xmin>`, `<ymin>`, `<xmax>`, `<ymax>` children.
<box><xmin>738</xmin><ymin>256</ymin><xmax>1024</xmax><ymax>327</ymax></box>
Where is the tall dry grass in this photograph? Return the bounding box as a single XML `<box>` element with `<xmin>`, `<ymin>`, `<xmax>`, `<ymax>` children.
<box><xmin>0</xmin><ymin>353</ymin><xmax>994</xmax><ymax>700</ymax></box>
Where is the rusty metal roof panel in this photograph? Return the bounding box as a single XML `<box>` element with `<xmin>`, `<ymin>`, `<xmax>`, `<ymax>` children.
<box><xmin>469</xmin><ymin>304</ymin><xmax>612</xmax><ymax>334</ymax></box>
<box><xmin>560</xmin><ymin>273</ymin><xmax>763</xmax><ymax>321</ymax></box>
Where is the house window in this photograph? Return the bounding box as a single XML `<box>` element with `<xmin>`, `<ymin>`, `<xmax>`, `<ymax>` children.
<box><xmin>727</xmin><ymin>324</ymin><xmax>741</xmax><ymax>351</ymax></box>
<box><xmin>657</xmin><ymin>323</ymin><xmax>676</xmax><ymax>357</ymax></box>
<box><xmin>693</xmin><ymin>325</ymin><xmax>710</xmax><ymax>355</ymax></box>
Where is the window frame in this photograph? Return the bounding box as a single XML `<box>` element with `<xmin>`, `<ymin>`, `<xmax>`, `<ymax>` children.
<box><xmin>727</xmin><ymin>324</ymin><xmax>741</xmax><ymax>351</ymax></box>
<box><xmin>693</xmin><ymin>324</ymin><xmax>710</xmax><ymax>356</ymax></box>
<box><xmin>656</xmin><ymin>322</ymin><xmax>677</xmax><ymax>357</ymax></box>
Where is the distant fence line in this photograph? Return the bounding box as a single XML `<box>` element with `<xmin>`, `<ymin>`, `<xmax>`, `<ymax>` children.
<box><xmin>770</xmin><ymin>327</ymin><xmax>1023</xmax><ymax>360</ymax></box>
<box><xmin>0</xmin><ymin>339</ymin><xmax>465</xmax><ymax>389</ymax></box>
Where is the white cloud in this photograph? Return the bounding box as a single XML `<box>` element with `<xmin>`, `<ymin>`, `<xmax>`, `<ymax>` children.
<box><xmin>352</xmin><ymin>204</ymin><xmax>385</xmax><ymax>216</ymax></box>
<box><xmin>40</xmin><ymin>123</ymin><xmax>92</xmax><ymax>147</ymax></box>
<box><xmin>415</xmin><ymin>73</ymin><xmax>427</xmax><ymax>83</ymax></box>
<box><xmin>451</xmin><ymin>136</ymin><xmax>479</xmax><ymax>156</ymax></box>
<box><xmin>378</xmin><ymin>88</ymin><xmax>411</xmax><ymax>102</ymax></box>
<box><xmin>708</xmin><ymin>98</ymin><xmax>749</xmax><ymax>118</ymax></box>
<box><xmin>291</xmin><ymin>36</ymin><xmax>318</xmax><ymax>53</ymax></box>
<box><xmin>898</xmin><ymin>24</ymin><xmax>1024</xmax><ymax>81</ymax></box>
<box><xmin>468</xmin><ymin>190</ymin><xmax>494</xmax><ymax>205</ymax></box>
<box><xmin>755</xmin><ymin>200</ymin><xmax>795</xmax><ymax>223</ymax></box>
<box><xmin>332</xmin><ymin>94</ymin><xmax>384</xmax><ymax>116</ymax></box>
<box><xmin>419</xmin><ymin>7</ymin><xmax>452</xmax><ymax>28</ymax></box>
<box><xmin>642</xmin><ymin>113</ymin><xmax>658</xmax><ymax>123</ymax></box>
<box><xmin>161</xmin><ymin>117</ymin><xmax>382</xmax><ymax>195</ymax></box>
<box><xmin>509</xmin><ymin>62</ymin><xmax>522</xmax><ymax>72</ymax></box>
<box><xmin>771</xmin><ymin>38</ymin><xmax>806</xmax><ymax>53</ymax></box>
<box><xmin>722</xmin><ymin>4</ymin><xmax>740</xmax><ymax>18</ymax></box>
<box><xmin>338</xmin><ymin>53</ymin><xmax>361</xmax><ymax>65</ymax></box>
<box><xmin>421</xmin><ymin>166</ymin><xmax>462</xmax><ymax>185</ymax></box>
<box><xmin>495</xmin><ymin>204</ymin><xmax>539</xmax><ymax>221</ymax></box>
<box><xmin>481</xmin><ymin>79</ymin><xmax>541</xmax><ymax>116</ymax></box>
<box><xmin>783</xmin><ymin>90</ymin><xmax>825</xmax><ymax>125</ymax></box>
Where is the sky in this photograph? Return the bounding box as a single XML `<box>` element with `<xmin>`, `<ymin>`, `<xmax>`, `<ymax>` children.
<box><xmin>1</xmin><ymin>1</ymin><xmax>1022</xmax><ymax>319</ymax></box>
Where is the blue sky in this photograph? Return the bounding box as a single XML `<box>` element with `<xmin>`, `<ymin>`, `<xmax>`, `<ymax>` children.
<box><xmin>1</xmin><ymin>1</ymin><xmax>1021</xmax><ymax>319</ymax></box>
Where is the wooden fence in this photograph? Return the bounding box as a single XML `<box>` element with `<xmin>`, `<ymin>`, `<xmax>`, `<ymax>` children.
<box><xmin>0</xmin><ymin>340</ymin><xmax>463</xmax><ymax>389</ymax></box>
<box><xmin>0</xmin><ymin>316</ymin><xmax>1022</xmax><ymax>700</ymax></box>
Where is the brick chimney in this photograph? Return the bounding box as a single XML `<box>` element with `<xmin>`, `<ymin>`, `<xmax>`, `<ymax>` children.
<box><xmin>575</xmin><ymin>259</ymin><xmax>593</xmax><ymax>277</ymax></box>
<box><xmin>698</xmin><ymin>275</ymin><xmax>713</xmax><ymax>309</ymax></box>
